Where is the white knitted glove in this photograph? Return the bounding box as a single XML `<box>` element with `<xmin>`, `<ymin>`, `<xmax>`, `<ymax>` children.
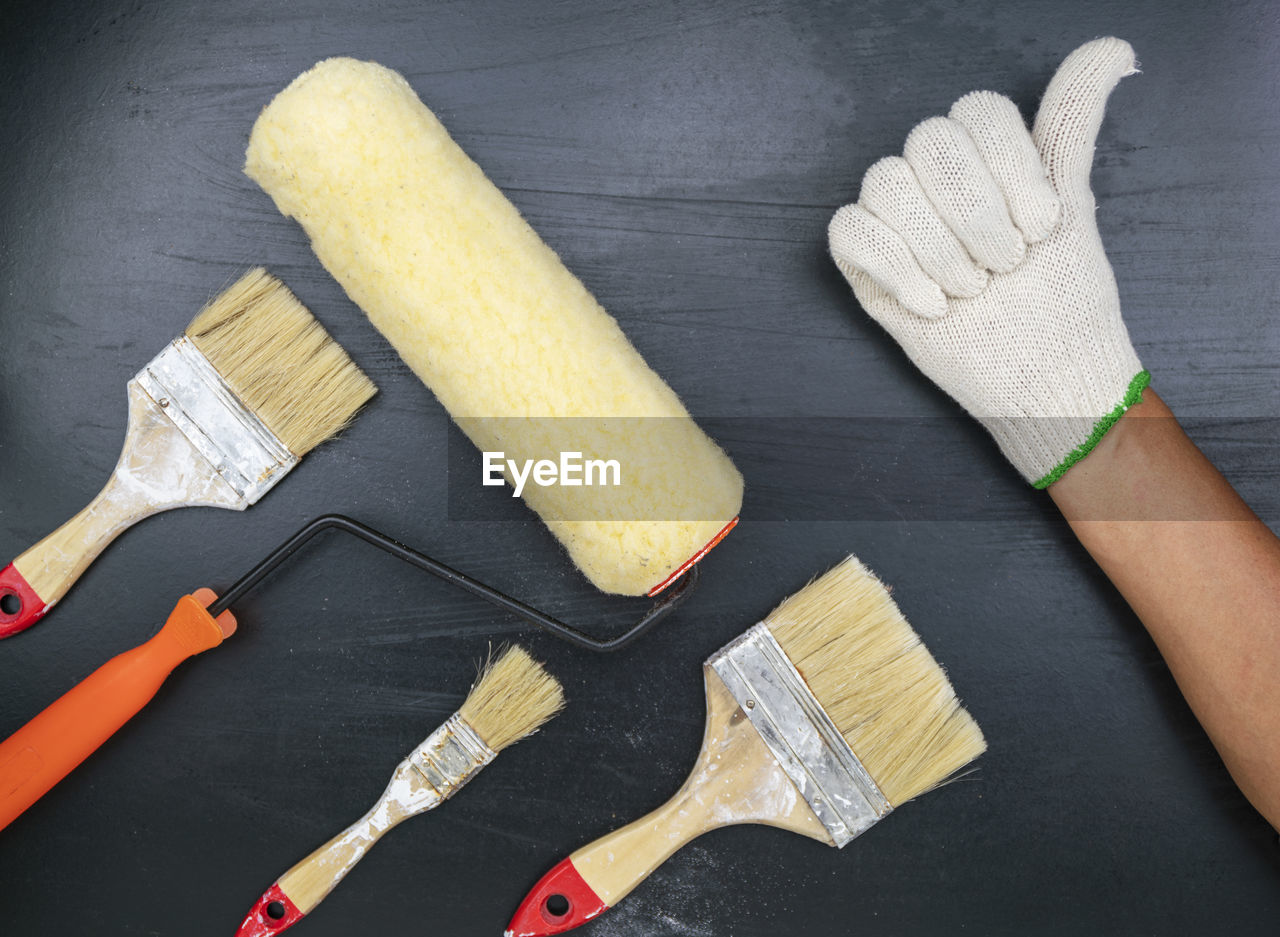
<box><xmin>829</xmin><ymin>38</ymin><xmax>1149</xmax><ymax>487</ymax></box>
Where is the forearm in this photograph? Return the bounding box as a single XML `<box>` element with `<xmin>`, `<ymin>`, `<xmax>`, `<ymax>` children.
<box><xmin>1049</xmin><ymin>389</ymin><xmax>1280</xmax><ymax>828</ymax></box>
<box><xmin>823</xmin><ymin>36</ymin><xmax>1279</xmax><ymax>829</ymax></box>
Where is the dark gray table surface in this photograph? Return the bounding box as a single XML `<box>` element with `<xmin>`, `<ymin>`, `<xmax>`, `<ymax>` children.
<box><xmin>2</xmin><ymin>1</ymin><xmax>1278</xmax><ymax>934</ymax></box>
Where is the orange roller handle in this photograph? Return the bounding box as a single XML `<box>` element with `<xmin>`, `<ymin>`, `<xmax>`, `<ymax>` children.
<box><xmin>0</xmin><ymin>589</ymin><xmax>235</xmax><ymax>832</ymax></box>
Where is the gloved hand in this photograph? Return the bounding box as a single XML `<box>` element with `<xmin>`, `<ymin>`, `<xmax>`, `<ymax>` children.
<box><xmin>829</xmin><ymin>37</ymin><xmax>1148</xmax><ymax>488</ymax></box>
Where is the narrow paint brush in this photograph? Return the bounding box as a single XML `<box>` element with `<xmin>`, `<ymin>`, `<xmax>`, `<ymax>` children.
<box><xmin>507</xmin><ymin>557</ymin><xmax>987</xmax><ymax>935</ymax></box>
<box><xmin>0</xmin><ymin>269</ymin><xmax>376</xmax><ymax>637</ymax></box>
<box><xmin>235</xmin><ymin>646</ymin><xmax>565</xmax><ymax>937</ymax></box>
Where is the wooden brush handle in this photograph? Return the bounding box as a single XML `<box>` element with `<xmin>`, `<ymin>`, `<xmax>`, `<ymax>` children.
<box><xmin>7</xmin><ymin>470</ymin><xmax>160</xmax><ymax>614</ymax></box>
<box><xmin>279</xmin><ymin>804</ymin><xmax>402</xmax><ymax>913</ymax></box>
<box><xmin>507</xmin><ymin>670</ymin><xmax>829</xmax><ymax>936</ymax></box>
<box><xmin>0</xmin><ymin>383</ymin><xmax>244</xmax><ymax>638</ymax></box>
<box><xmin>236</xmin><ymin>763</ymin><xmax>425</xmax><ymax>936</ymax></box>
<box><xmin>0</xmin><ymin>591</ymin><xmax>231</xmax><ymax>832</ymax></box>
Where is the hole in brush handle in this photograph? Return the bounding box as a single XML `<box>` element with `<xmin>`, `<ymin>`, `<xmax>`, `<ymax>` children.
<box><xmin>236</xmin><ymin>883</ymin><xmax>303</xmax><ymax>937</ymax></box>
<box><xmin>544</xmin><ymin>894</ymin><xmax>572</xmax><ymax>921</ymax></box>
<box><xmin>0</xmin><ymin>563</ymin><xmax>45</xmax><ymax>639</ymax></box>
<box><xmin>508</xmin><ymin>856</ymin><xmax>609</xmax><ymax>935</ymax></box>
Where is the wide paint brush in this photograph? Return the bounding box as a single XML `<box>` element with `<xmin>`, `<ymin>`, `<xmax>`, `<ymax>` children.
<box><xmin>507</xmin><ymin>557</ymin><xmax>987</xmax><ymax>935</ymax></box>
<box><xmin>0</xmin><ymin>268</ymin><xmax>375</xmax><ymax>637</ymax></box>
<box><xmin>235</xmin><ymin>646</ymin><xmax>564</xmax><ymax>936</ymax></box>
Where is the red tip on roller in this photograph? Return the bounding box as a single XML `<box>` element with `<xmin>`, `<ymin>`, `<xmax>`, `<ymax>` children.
<box><xmin>235</xmin><ymin>883</ymin><xmax>305</xmax><ymax>937</ymax></box>
<box><xmin>647</xmin><ymin>516</ymin><xmax>739</xmax><ymax>597</ymax></box>
<box><xmin>506</xmin><ymin>857</ymin><xmax>608</xmax><ymax>937</ymax></box>
<box><xmin>0</xmin><ymin>563</ymin><xmax>46</xmax><ymax>639</ymax></box>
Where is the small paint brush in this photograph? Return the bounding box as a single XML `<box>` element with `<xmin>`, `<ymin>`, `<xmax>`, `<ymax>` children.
<box><xmin>0</xmin><ymin>269</ymin><xmax>376</xmax><ymax>637</ymax></box>
<box><xmin>507</xmin><ymin>557</ymin><xmax>987</xmax><ymax>935</ymax></box>
<box><xmin>235</xmin><ymin>646</ymin><xmax>565</xmax><ymax>937</ymax></box>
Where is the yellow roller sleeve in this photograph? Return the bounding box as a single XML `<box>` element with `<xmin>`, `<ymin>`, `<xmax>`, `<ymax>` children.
<box><xmin>246</xmin><ymin>58</ymin><xmax>742</xmax><ymax>595</ymax></box>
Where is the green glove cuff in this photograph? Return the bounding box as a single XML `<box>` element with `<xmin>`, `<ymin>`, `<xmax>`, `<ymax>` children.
<box><xmin>1032</xmin><ymin>370</ymin><xmax>1151</xmax><ymax>489</ymax></box>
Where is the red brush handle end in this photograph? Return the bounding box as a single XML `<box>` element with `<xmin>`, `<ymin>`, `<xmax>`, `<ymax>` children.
<box><xmin>235</xmin><ymin>883</ymin><xmax>305</xmax><ymax>937</ymax></box>
<box><xmin>0</xmin><ymin>563</ymin><xmax>46</xmax><ymax>639</ymax></box>
<box><xmin>506</xmin><ymin>857</ymin><xmax>608</xmax><ymax>937</ymax></box>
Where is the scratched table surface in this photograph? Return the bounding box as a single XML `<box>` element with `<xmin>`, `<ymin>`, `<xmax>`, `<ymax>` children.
<box><xmin>2</xmin><ymin>1</ymin><xmax>1278</xmax><ymax>935</ymax></box>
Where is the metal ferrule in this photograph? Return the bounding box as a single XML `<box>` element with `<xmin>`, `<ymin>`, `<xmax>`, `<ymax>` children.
<box><xmin>133</xmin><ymin>336</ymin><xmax>297</xmax><ymax>505</ymax></box>
<box><xmin>708</xmin><ymin>622</ymin><xmax>892</xmax><ymax>847</ymax></box>
<box><xmin>408</xmin><ymin>712</ymin><xmax>497</xmax><ymax>802</ymax></box>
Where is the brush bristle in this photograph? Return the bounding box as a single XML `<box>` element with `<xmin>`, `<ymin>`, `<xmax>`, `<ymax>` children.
<box><xmin>185</xmin><ymin>268</ymin><xmax>376</xmax><ymax>455</ymax></box>
<box><xmin>764</xmin><ymin>557</ymin><xmax>986</xmax><ymax>807</ymax></box>
<box><xmin>459</xmin><ymin>646</ymin><xmax>565</xmax><ymax>752</ymax></box>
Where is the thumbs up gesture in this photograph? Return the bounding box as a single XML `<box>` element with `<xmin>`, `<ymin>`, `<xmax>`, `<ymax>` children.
<box><xmin>830</xmin><ymin>38</ymin><xmax>1149</xmax><ymax>488</ymax></box>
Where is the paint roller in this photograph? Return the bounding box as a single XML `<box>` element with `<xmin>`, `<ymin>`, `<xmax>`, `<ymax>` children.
<box><xmin>245</xmin><ymin>58</ymin><xmax>743</xmax><ymax>596</ymax></box>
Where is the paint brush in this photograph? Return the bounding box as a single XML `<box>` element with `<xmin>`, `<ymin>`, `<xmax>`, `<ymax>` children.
<box><xmin>235</xmin><ymin>646</ymin><xmax>565</xmax><ymax>936</ymax></box>
<box><xmin>0</xmin><ymin>269</ymin><xmax>376</xmax><ymax>637</ymax></box>
<box><xmin>506</xmin><ymin>557</ymin><xmax>987</xmax><ymax>935</ymax></box>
